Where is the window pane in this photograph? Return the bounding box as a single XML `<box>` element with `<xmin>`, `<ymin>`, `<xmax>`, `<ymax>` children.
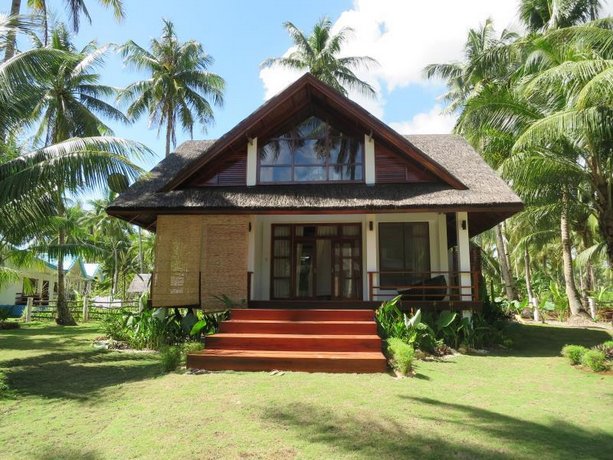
<box><xmin>259</xmin><ymin>143</ymin><xmax>292</xmax><ymax>165</ymax></box>
<box><xmin>273</xmin><ymin>225</ymin><xmax>290</xmax><ymax>237</ymax></box>
<box><xmin>273</xmin><ymin>279</ymin><xmax>290</xmax><ymax>298</ymax></box>
<box><xmin>273</xmin><ymin>258</ymin><xmax>290</xmax><ymax>277</ymax></box>
<box><xmin>294</xmin><ymin>166</ymin><xmax>326</xmax><ymax>182</ymax></box>
<box><xmin>379</xmin><ymin>223</ymin><xmax>430</xmax><ymax>287</ymax></box>
<box><xmin>342</xmin><ymin>225</ymin><xmax>360</xmax><ymax>236</ymax></box>
<box><xmin>317</xmin><ymin>225</ymin><xmax>338</xmax><ymax>236</ymax></box>
<box><xmin>273</xmin><ymin>240</ymin><xmax>290</xmax><ymax>257</ymax></box>
<box><xmin>258</xmin><ymin>116</ymin><xmax>364</xmax><ymax>183</ymax></box>
<box><xmin>260</xmin><ymin>166</ymin><xmax>291</xmax><ymax>183</ymax></box>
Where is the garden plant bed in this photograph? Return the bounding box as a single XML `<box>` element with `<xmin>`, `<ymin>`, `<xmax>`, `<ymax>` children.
<box><xmin>1</xmin><ymin>322</ymin><xmax>612</xmax><ymax>459</ymax></box>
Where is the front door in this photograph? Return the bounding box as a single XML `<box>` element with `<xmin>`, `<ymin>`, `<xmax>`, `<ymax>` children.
<box><xmin>271</xmin><ymin>224</ymin><xmax>362</xmax><ymax>300</ymax></box>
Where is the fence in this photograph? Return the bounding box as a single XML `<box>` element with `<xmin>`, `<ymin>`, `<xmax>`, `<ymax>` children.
<box><xmin>25</xmin><ymin>298</ymin><xmax>139</xmax><ymax>322</ymax></box>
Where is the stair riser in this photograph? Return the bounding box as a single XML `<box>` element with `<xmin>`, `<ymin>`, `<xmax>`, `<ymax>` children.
<box><xmin>206</xmin><ymin>336</ymin><xmax>381</xmax><ymax>352</ymax></box>
<box><xmin>220</xmin><ymin>322</ymin><xmax>377</xmax><ymax>335</ymax></box>
<box><xmin>187</xmin><ymin>355</ymin><xmax>388</xmax><ymax>373</ymax></box>
<box><xmin>231</xmin><ymin>309</ymin><xmax>374</xmax><ymax>321</ymax></box>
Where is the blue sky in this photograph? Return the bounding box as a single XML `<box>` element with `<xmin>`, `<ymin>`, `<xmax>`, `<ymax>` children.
<box><xmin>11</xmin><ymin>0</ymin><xmax>613</xmax><ymax>174</ymax></box>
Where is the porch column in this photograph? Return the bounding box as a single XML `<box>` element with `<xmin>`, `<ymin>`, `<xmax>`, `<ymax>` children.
<box><xmin>246</xmin><ymin>137</ymin><xmax>257</xmax><ymax>186</ymax></box>
<box><xmin>365</xmin><ymin>214</ymin><xmax>377</xmax><ymax>300</ymax></box>
<box><xmin>455</xmin><ymin>211</ymin><xmax>472</xmax><ymax>303</ymax></box>
<box><xmin>247</xmin><ymin>216</ymin><xmax>256</xmax><ymax>301</ymax></box>
<box><xmin>364</xmin><ymin>134</ymin><xmax>375</xmax><ymax>185</ymax></box>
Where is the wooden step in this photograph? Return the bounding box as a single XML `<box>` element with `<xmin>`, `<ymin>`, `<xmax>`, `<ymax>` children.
<box><xmin>187</xmin><ymin>349</ymin><xmax>388</xmax><ymax>373</ymax></box>
<box><xmin>220</xmin><ymin>320</ymin><xmax>377</xmax><ymax>335</ymax></box>
<box><xmin>231</xmin><ymin>308</ymin><xmax>374</xmax><ymax>321</ymax></box>
<box><xmin>206</xmin><ymin>333</ymin><xmax>381</xmax><ymax>352</ymax></box>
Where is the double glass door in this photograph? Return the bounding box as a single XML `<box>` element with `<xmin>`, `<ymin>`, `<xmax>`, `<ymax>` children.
<box><xmin>271</xmin><ymin>224</ymin><xmax>362</xmax><ymax>300</ymax></box>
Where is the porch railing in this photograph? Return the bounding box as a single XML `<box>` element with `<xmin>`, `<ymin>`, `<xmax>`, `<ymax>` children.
<box><xmin>367</xmin><ymin>270</ymin><xmax>480</xmax><ymax>303</ymax></box>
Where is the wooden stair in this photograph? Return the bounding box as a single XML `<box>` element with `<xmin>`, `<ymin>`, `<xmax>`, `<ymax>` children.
<box><xmin>187</xmin><ymin>308</ymin><xmax>387</xmax><ymax>373</ymax></box>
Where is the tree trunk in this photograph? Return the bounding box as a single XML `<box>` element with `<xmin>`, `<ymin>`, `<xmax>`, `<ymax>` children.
<box><xmin>56</xmin><ymin>226</ymin><xmax>77</xmax><ymax>326</ymax></box>
<box><xmin>112</xmin><ymin>247</ymin><xmax>119</xmax><ymax>298</ymax></box>
<box><xmin>138</xmin><ymin>227</ymin><xmax>144</xmax><ymax>273</ymax></box>
<box><xmin>560</xmin><ymin>193</ymin><xmax>584</xmax><ymax>316</ymax></box>
<box><xmin>3</xmin><ymin>0</ymin><xmax>22</xmax><ymax>62</ymax></box>
<box><xmin>495</xmin><ymin>224</ymin><xmax>518</xmax><ymax>300</ymax></box>
<box><xmin>525</xmin><ymin>248</ymin><xmax>539</xmax><ymax>321</ymax></box>
<box><xmin>165</xmin><ymin>111</ymin><xmax>173</xmax><ymax>157</ymax></box>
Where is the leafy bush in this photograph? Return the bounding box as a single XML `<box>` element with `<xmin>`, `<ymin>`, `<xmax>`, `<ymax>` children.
<box><xmin>0</xmin><ymin>370</ymin><xmax>9</xmax><ymax>396</ymax></box>
<box><xmin>561</xmin><ymin>345</ymin><xmax>589</xmax><ymax>365</ymax></box>
<box><xmin>160</xmin><ymin>345</ymin><xmax>182</xmax><ymax>373</ymax></box>
<box><xmin>386</xmin><ymin>337</ymin><xmax>415</xmax><ymax>376</ymax></box>
<box><xmin>102</xmin><ymin>312</ymin><xmax>131</xmax><ymax>342</ymax></box>
<box><xmin>593</xmin><ymin>341</ymin><xmax>613</xmax><ymax>360</ymax></box>
<box><xmin>375</xmin><ymin>296</ymin><xmax>405</xmax><ymax>339</ymax></box>
<box><xmin>581</xmin><ymin>350</ymin><xmax>610</xmax><ymax>372</ymax></box>
<box><xmin>0</xmin><ymin>321</ymin><xmax>20</xmax><ymax>330</ymax></box>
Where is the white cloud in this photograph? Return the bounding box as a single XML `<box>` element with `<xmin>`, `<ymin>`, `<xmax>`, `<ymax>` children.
<box><xmin>259</xmin><ymin>0</ymin><xmax>613</xmax><ymax>129</ymax></box>
<box><xmin>389</xmin><ymin>105</ymin><xmax>457</xmax><ymax>134</ymax></box>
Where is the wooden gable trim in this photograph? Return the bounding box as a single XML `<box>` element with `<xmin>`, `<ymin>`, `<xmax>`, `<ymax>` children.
<box><xmin>163</xmin><ymin>74</ymin><xmax>467</xmax><ymax>192</ymax></box>
<box><xmin>375</xmin><ymin>141</ymin><xmax>438</xmax><ymax>184</ymax></box>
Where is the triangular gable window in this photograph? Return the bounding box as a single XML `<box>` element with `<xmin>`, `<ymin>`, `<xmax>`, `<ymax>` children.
<box><xmin>258</xmin><ymin>116</ymin><xmax>364</xmax><ymax>183</ymax></box>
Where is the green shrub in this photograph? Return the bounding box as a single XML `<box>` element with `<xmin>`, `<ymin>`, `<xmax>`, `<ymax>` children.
<box><xmin>160</xmin><ymin>345</ymin><xmax>182</xmax><ymax>373</ymax></box>
<box><xmin>387</xmin><ymin>337</ymin><xmax>415</xmax><ymax>376</ymax></box>
<box><xmin>561</xmin><ymin>345</ymin><xmax>588</xmax><ymax>365</ymax></box>
<box><xmin>0</xmin><ymin>370</ymin><xmax>9</xmax><ymax>395</ymax></box>
<box><xmin>581</xmin><ymin>350</ymin><xmax>610</xmax><ymax>372</ymax></box>
<box><xmin>593</xmin><ymin>341</ymin><xmax>613</xmax><ymax>360</ymax></box>
<box><xmin>0</xmin><ymin>321</ymin><xmax>20</xmax><ymax>330</ymax></box>
<box><xmin>102</xmin><ymin>313</ymin><xmax>130</xmax><ymax>342</ymax></box>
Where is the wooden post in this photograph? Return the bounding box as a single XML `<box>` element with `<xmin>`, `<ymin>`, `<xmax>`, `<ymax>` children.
<box><xmin>82</xmin><ymin>296</ymin><xmax>89</xmax><ymax>322</ymax></box>
<box><xmin>25</xmin><ymin>297</ymin><xmax>33</xmax><ymax>323</ymax></box>
<box><xmin>588</xmin><ymin>297</ymin><xmax>597</xmax><ymax>319</ymax></box>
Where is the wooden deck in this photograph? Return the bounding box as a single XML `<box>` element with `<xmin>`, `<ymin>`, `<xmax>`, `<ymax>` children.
<box><xmin>187</xmin><ymin>308</ymin><xmax>388</xmax><ymax>373</ymax></box>
<box><xmin>247</xmin><ymin>300</ymin><xmax>482</xmax><ymax>311</ymax></box>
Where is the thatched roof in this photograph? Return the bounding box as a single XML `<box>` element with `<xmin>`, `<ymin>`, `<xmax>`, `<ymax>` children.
<box><xmin>107</xmin><ymin>74</ymin><xmax>521</xmax><ymax>236</ymax></box>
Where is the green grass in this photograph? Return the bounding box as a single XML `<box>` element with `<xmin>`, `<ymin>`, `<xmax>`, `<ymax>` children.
<box><xmin>1</xmin><ymin>322</ymin><xmax>612</xmax><ymax>460</ymax></box>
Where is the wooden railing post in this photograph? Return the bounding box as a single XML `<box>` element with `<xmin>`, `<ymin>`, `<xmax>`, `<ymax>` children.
<box><xmin>82</xmin><ymin>296</ymin><xmax>89</xmax><ymax>322</ymax></box>
<box><xmin>25</xmin><ymin>296</ymin><xmax>33</xmax><ymax>322</ymax></box>
<box><xmin>368</xmin><ymin>272</ymin><xmax>373</xmax><ymax>302</ymax></box>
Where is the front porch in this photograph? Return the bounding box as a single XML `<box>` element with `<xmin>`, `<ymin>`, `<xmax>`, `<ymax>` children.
<box><xmin>151</xmin><ymin>211</ymin><xmax>482</xmax><ymax>312</ymax></box>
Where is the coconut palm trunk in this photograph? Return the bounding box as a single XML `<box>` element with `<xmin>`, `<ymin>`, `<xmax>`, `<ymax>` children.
<box><xmin>560</xmin><ymin>192</ymin><xmax>584</xmax><ymax>316</ymax></box>
<box><xmin>495</xmin><ymin>224</ymin><xmax>518</xmax><ymax>300</ymax></box>
<box><xmin>3</xmin><ymin>0</ymin><xmax>22</xmax><ymax>62</ymax></box>
<box><xmin>55</xmin><ymin>202</ymin><xmax>76</xmax><ymax>325</ymax></box>
<box><xmin>524</xmin><ymin>247</ymin><xmax>539</xmax><ymax>320</ymax></box>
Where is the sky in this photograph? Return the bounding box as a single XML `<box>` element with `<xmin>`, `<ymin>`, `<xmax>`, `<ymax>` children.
<box><xmin>10</xmin><ymin>0</ymin><xmax>613</xmax><ymax>172</ymax></box>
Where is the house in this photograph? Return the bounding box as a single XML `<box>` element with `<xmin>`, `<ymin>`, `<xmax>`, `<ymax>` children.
<box><xmin>107</xmin><ymin>74</ymin><xmax>522</xmax><ymax>372</ymax></box>
<box><xmin>0</xmin><ymin>257</ymin><xmax>101</xmax><ymax>306</ymax></box>
<box><xmin>108</xmin><ymin>73</ymin><xmax>522</xmax><ymax>312</ymax></box>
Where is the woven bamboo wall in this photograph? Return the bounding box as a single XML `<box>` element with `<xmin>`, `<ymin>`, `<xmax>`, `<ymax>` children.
<box><xmin>201</xmin><ymin>215</ymin><xmax>249</xmax><ymax>309</ymax></box>
<box><xmin>152</xmin><ymin>215</ymin><xmax>203</xmax><ymax>307</ymax></box>
<box><xmin>152</xmin><ymin>214</ymin><xmax>249</xmax><ymax>309</ymax></box>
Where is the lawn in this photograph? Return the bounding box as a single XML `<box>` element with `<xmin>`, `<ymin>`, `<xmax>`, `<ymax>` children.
<box><xmin>0</xmin><ymin>322</ymin><xmax>611</xmax><ymax>460</ymax></box>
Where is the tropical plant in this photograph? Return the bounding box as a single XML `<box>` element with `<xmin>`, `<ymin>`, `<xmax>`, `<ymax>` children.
<box><xmin>4</xmin><ymin>0</ymin><xmax>124</xmax><ymax>60</ymax></box>
<box><xmin>581</xmin><ymin>349</ymin><xmax>609</xmax><ymax>371</ymax></box>
<box><xmin>118</xmin><ymin>19</ymin><xmax>225</xmax><ymax>156</ymax></box>
<box><xmin>561</xmin><ymin>344</ymin><xmax>589</xmax><ymax>364</ymax></box>
<box><xmin>386</xmin><ymin>337</ymin><xmax>415</xmax><ymax>376</ymax></box>
<box><xmin>261</xmin><ymin>17</ymin><xmax>378</xmax><ymax>98</ymax></box>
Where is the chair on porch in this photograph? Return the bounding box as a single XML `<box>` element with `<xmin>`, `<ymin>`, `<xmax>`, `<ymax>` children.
<box><xmin>398</xmin><ymin>275</ymin><xmax>447</xmax><ymax>302</ymax></box>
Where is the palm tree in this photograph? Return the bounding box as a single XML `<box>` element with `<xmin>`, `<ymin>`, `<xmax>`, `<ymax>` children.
<box><xmin>118</xmin><ymin>19</ymin><xmax>225</xmax><ymax>157</ymax></box>
<box><xmin>261</xmin><ymin>17</ymin><xmax>379</xmax><ymax>98</ymax></box>
<box><xmin>82</xmin><ymin>191</ymin><xmax>134</xmax><ymax>298</ymax></box>
<box><xmin>3</xmin><ymin>0</ymin><xmax>124</xmax><ymax>61</ymax></box>
<box><xmin>519</xmin><ymin>0</ymin><xmax>602</xmax><ymax>32</ymax></box>
<box><xmin>0</xmin><ymin>29</ymin><xmax>149</xmax><ymax>325</ymax></box>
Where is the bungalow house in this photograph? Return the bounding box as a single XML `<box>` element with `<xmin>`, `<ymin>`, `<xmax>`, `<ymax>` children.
<box><xmin>0</xmin><ymin>257</ymin><xmax>101</xmax><ymax>307</ymax></box>
<box><xmin>107</xmin><ymin>74</ymin><xmax>522</xmax><ymax>372</ymax></box>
